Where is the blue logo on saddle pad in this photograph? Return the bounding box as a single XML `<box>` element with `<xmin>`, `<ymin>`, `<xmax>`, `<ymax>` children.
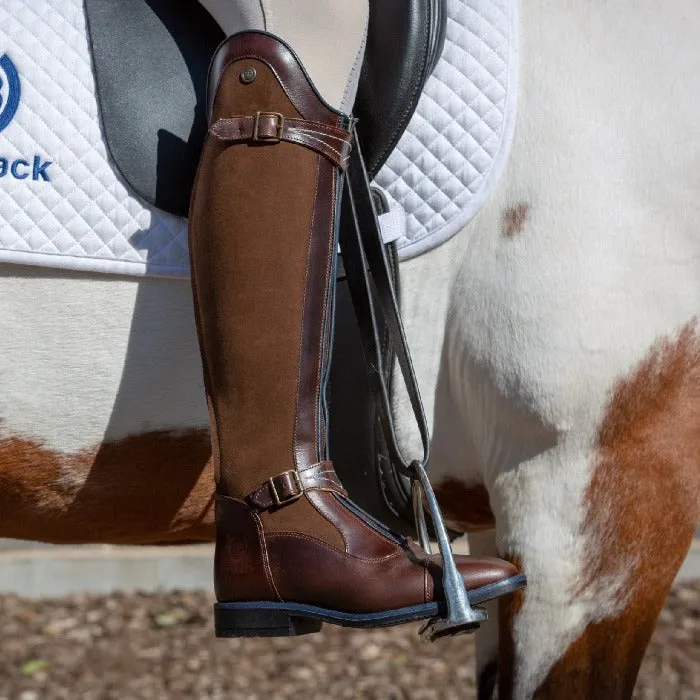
<box><xmin>0</xmin><ymin>53</ymin><xmax>21</xmax><ymax>133</ymax></box>
<box><xmin>0</xmin><ymin>53</ymin><xmax>52</xmax><ymax>182</ymax></box>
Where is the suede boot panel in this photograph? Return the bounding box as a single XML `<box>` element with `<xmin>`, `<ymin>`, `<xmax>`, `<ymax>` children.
<box><xmin>259</xmin><ymin>495</ymin><xmax>345</xmax><ymax>551</ymax></box>
<box><xmin>190</xmin><ymin>71</ymin><xmax>318</xmax><ymax>500</ymax></box>
<box><xmin>190</xmin><ymin>45</ymin><xmax>347</xmax><ymax>551</ymax></box>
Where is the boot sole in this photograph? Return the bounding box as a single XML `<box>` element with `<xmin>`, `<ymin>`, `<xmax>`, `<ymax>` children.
<box><xmin>214</xmin><ymin>573</ymin><xmax>526</xmax><ymax>637</ymax></box>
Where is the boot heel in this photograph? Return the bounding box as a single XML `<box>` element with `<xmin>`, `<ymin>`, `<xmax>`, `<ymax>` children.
<box><xmin>214</xmin><ymin>603</ymin><xmax>323</xmax><ymax>638</ymax></box>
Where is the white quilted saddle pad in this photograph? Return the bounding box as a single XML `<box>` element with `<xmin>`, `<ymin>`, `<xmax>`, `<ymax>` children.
<box><xmin>0</xmin><ymin>0</ymin><xmax>517</xmax><ymax>277</ymax></box>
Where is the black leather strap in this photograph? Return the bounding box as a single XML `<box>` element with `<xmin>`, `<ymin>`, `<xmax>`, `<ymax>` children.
<box><xmin>339</xmin><ymin>126</ymin><xmax>430</xmax><ymax>478</ymax></box>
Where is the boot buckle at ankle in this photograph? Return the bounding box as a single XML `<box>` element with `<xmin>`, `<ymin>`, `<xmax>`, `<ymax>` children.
<box><xmin>269</xmin><ymin>470</ymin><xmax>303</xmax><ymax>506</ymax></box>
<box><xmin>253</xmin><ymin>112</ymin><xmax>285</xmax><ymax>143</ymax></box>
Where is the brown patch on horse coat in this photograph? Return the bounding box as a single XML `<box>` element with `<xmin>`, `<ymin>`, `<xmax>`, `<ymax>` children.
<box><xmin>579</xmin><ymin>320</ymin><xmax>700</xmax><ymax>599</ymax></box>
<box><xmin>433</xmin><ymin>478</ymin><xmax>495</xmax><ymax>532</ymax></box>
<box><xmin>0</xmin><ymin>429</ymin><xmax>215</xmax><ymax>544</ymax></box>
<box><xmin>527</xmin><ymin>595</ymin><xmax>665</xmax><ymax>699</ymax></box>
<box><xmin>503</xmin><ymin>203</ymin><xmax>530</xmax><ymax>237</ymax></box>
<box><xmin>498</xmin><ymin>321</ymin><xmax>700</xmax><ymax>699</ymax></box>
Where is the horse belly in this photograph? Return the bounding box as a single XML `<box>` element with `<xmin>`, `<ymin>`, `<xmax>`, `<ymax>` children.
<box><xmin>0</xmin><ymin>267</ymin><xmax>214</xmax><ymax>543</ymax></box>
<box><xmin>432</xmin><ymin>0</ymin><xmax>700</xmax><ymax>523</ymax></box>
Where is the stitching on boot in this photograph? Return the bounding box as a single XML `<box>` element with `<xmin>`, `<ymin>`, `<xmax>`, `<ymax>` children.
<box><xmin>252</xmin><ymin>507</ymin><xmax>283</xmax><ymax>601</ymax></box>
<box><xmin>266</xmin><ymin>531</ymin><xmax>404</xmax><ymax>564</ymax></box>
<box><xmin>292</xmin><ymin>154</ymin><xmax>322</xmax><ymax>471</ymax></box>
<box><xmin>313</xmin><ymin>161</ymin><xmax>337</xmax><ymax>457</ymax></box>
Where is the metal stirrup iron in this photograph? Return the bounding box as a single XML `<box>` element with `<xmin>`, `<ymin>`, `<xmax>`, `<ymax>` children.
<box><xmin>339</xmin><ymin>127</ymin><xmax>487</xmax><ymax>640</ymax></box>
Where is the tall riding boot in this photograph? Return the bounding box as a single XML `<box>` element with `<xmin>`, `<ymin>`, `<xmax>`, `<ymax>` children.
<box><xmin>189</xmin><ymin>31</ymin><xmax>524</xmax><ymax>637</ymax></box>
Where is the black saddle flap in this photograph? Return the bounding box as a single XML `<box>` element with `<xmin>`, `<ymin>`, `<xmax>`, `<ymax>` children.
<box><xmin>84</xmin><ymin>0</ymin><xmax>224</xmax><ymax>217</ymax></box>
<box><xmin>354</xmin><ymin>0</ymin><xmax>447</xmax><ymax>178</ymax></box>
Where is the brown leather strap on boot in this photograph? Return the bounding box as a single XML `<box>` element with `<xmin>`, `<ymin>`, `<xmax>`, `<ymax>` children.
<box><xmin>211</xmin><ymin>114</ymin><xmax>352</xmax><ymax>169</ymax></box>
<box><xmin>245</xmin><ymin>462</ymin><xmax>347</xmax><ymax>511</ymax></box>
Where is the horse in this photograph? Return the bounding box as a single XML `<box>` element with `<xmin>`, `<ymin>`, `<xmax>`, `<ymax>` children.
<box><xmin>0</xmin><ymin>0</ymin><xmax>698</xmax><ymax>698</ymax></box>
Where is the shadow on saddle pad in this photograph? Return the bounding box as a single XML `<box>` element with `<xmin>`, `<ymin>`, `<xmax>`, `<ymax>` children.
<box><xmin>84</xmin><ymin>0</ymin><xmax>447</xmax><ymax>533</ymax></box>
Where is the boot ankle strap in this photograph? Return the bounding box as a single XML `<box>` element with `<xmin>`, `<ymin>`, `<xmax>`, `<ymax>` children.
<box><xmin>246</xmin><ymin>461</ymin><xmax>347</xmax><ymax>511</ymax></box>
<box><xmin>210</xmin><ymin>114</ymin><xmax>353</xmax><ymax>170</ymax></box>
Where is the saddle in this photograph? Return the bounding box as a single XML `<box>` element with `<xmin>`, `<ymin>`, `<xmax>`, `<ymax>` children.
<box><xmin>84</xmin><ymin>0</ymin><xmax>446</xmax><ymax>215</ymax></box>
<box><xmin>84</xmin><ymin>0</ymin><xmax>447</xmax><ymax>532</ymax></box>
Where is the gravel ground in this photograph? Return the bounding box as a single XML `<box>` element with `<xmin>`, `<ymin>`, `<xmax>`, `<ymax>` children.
<box><xmin>0</xmin><ymin>583</ymin><xmax>698</xmax><ymax>699</ymax></box>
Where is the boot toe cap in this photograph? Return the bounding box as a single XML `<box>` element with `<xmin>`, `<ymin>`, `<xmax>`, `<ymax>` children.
<box><xmin>456</xmin><ymin>555</ymin><xmax>521</xmax><ymax>591</ymax></box>
<box><xmin>425</xmin><ymin>554</ymin><xmax>522</xmax><ymax>602</ymax></box>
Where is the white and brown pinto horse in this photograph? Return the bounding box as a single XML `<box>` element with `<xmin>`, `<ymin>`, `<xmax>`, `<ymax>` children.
<box><xmin>0</xmin><ymin>0</ymin><xmax>698</xmax><ymax>698</ymax></box>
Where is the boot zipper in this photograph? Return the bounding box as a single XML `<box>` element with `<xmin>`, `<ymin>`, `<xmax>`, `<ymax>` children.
<box><xmin>318</xmin><ymin>172</ymin><xmax>344</xmax><ymax>460</ymax></box>
<box><xmin>335</xmin><ymin>493</ymin><xmax>404</xmax><ymax>546</ymax></box>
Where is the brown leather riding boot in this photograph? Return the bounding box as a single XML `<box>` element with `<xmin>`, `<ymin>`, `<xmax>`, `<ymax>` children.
<box><xmin>188</xmin><ymin>31</ymin><xmax>524</xmax><ymax>637</ymax></box>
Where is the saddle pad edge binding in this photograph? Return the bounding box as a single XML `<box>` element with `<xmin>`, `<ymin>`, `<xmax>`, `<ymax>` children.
<box><xmin>382</xmin><ymin>0</ymin><xmax>519</xmax><ymax>262</ymax></box>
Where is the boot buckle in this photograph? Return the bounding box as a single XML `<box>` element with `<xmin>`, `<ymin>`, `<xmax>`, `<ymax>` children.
<box><xmin>269</xmin><ymin>470</ymin><xmax>303</xmax><ymax>506</ymax></box>
<box><xmin>253</xmin><ymin>112</ymin><xmax>285</xmax><ymax>142</ymax></box>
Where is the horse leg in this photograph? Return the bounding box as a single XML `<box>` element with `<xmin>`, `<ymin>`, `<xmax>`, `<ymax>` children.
<box><xmin>494</xmin><ymin>327</ymin><xmax>700</xmax><ymax>699</ymax></box>
<box><xmin>468</xmin><ymin>530</ymin><xmax>501</xmax><ymax>700</ymax></box>
<box><xmin>428</xmin><ymin>216</ymin><xmax>699</xmax><ymax>699</ymax></box>
<box><xmin>422</xmin><ymin>0</ymin><xmax>700</xmax><ymax>692</ymax></box>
